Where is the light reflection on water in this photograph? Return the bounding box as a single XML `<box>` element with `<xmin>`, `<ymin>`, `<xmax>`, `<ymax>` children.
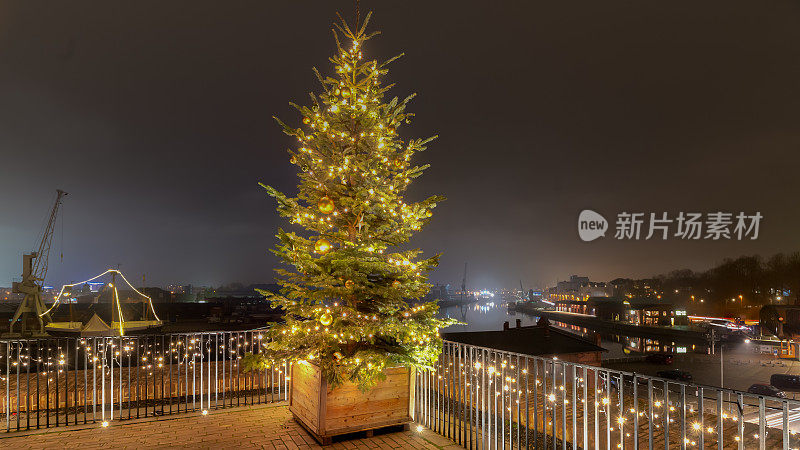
<box><xmin>438</xmin><ymin>301</ymin><xmax>708</xmax><ymax>359</ymax></box>
<box><xmin>439</xmin><ymin>302</ymin><xmax>539</xmax><ymax>332</ymax></box>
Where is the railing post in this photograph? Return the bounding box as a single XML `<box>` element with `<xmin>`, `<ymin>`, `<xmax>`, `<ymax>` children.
<box><xmin>526</xmin><ymin>357</ymin><xmax>531</xmax><ymax>450</ymax></box>
<box><xmin>736</xmin><ymin>393</ymin><xmax>743</xmax><ymax>450</ymax></box>
<box><xmin>450</xmin><ymin>342</ymin><xmax>454</xmax><ymax>442</ymax></box>
<box><xmin>101</xmin><ymin>337</ymin><xmax>105</xmax><ymax>424</ymax></box>
<box><xmin>633</xmin><ymin>374</ymin><xmax>638</xmax><ymax>450</ymax></box>
<box><xmin>517</xmin><ymin>354</ymin><xmax>522</xmax><ymax>450</ymax></box>
<box><xmin>118</xmin><ymin>335</ymin><xmax>122</xmax><ymax>419</ymax></box>
<box><xmin>606</xmin><ymin>369</ymin><xmax>611</xmax><ymax>450</ymax></box>
<box><xmin>647</xmin><ymin>379</ymin><xmax>653</xmax><ymax>450</ymax></box>
<box><xmin>583</xmin><ymin>366</ymin><xmax>588</xmax><ymax>450</ymax></box>
<box><xmin>698</xmin><ymin>387</ymin><xmax>704</xmax><ymax>449</ymax></box>
<box><xmin>199</xmin><ymin>335</ymin><xmax>203</xmax><ymax>413</ymax></box>
<box><xmin>680</xmin><ymin>384</ymin><xmax>686</xmax><ymax>450</ymax></box>
<box><xmin>92</xmin><ymin>337</ymin><xmax>96</xmax><ymax>423</ymax></box>
<box><xmin>559</xmin><ymin>361</ymin><xmax>564</xmax><ymax>450</ymax></box>
<box><xmin>491</xmin><ymin>349</ymin><xmax>496</xmax><ymax>450</ymax></box>
<box><xmin>544</xmin><ymin>358</ymin><xmax>549</xmax><ymax>449</ymax></box>
<box><xmin>571</xmin><ymin>364</ymin><xmax>577</xmax><ymax>450</ymax></box>
<box><xmin>783</xmin><ymin>400</ymin><xmax>789</xmax><ymax>450</ymax></box>
<box><xmin>663</xmin><ymin>381</ymin><xmax>669</xmax><ymax>450</ymax></box>
<box><xmin>83</xmin><ymin>339</ymin><xmax>88</xmax><ymax>424</ymax></box>
<box><xmin>428</xmin><ymin>357</ymin><xmax>432</xmax><ymax>431</ymax></box>
<box><xmin>466</xmin><ymin>344</ymin><xmax>471</xmax><ymax>449</ymax></box>
<box><xmin>594</xmin><ymin>368</ymin><xmax>599</xmax><ymax>450</ymax></box>
<box><xmin>55</xmin><ymin>338</ymin><xmax>60</xmax><ymax>426</ymax></box>
<box><xmin>717</xmin><ymin>389</ymin><xmax>723</xmax><ymax>450</ymax></box>
<box><xmin>500</xmin><ymin>350</ymin><xmax>505</xmax><ymax>450</ymax></box>
<box><xmin>759</xmin><ymin>396</ymin><xmax>766</xmax><ymax>450</ymax></box>
<box><xmin>618</xmin><ymin>371</ymin><xmax>623</xmax><ymax>450</ymax></box>
<box><xmin>534</xmin><ymin>358</ymin><xmax>540</xmax><ymax>449</ymax></box>
<box><xmin>5</xmin><ymin>341</ymin><xmax>9</xmax><ymax>433</ymax></box>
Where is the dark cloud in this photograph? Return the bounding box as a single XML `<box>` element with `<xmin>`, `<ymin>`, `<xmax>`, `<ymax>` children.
<box><xmin>1</xmin><ymin>1</ymin><xmax>799</xmax><ymax>289</ymax></box>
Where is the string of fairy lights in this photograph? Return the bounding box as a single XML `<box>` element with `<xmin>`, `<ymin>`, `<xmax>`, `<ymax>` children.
<box><xmin>422</xmin><ymin>349</ymin><xmax>799</xmax><ymax>448</ymax></box>
<box><xmin>40</xmin><ymin>268</ymin><xmax>162</xmax><ymax>335</ymax></box>
<box><xmin>0</xmin><ymin>331</ymin><xmax>291</xmax><ymax>427</ymax></box>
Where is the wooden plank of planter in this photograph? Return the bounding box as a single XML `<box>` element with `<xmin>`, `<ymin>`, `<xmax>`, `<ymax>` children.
<box><xmin>290</xmin><ymin>362</ymin><xmax>321</xmax><ymax>430</ymax></box>
<box><xmin>289</xmin><ymin>362</ymin><xmax>413</xmax><ymax>445</ymax></box>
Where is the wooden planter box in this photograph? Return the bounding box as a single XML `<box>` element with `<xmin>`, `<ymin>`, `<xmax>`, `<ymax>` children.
<box><xmin>289</xmin><ymin>361</ymin><xmax>414</xmax><ymax>445</ymax></box>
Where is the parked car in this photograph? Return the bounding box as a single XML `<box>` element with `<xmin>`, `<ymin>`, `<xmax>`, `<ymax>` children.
<box><xmin>770</xmin><ymin>374</ymin><xmax>800</xmax><ymax>392</ymax></box>
<box><xmin>656</xmin><ymin>369</ymin><xmax>693</xmax><ymax>382</ymax></box>
<box><xmin>748</xmin><ymin>383</ymin><xmax>787</xmax><ymax>398</ymax></box>
<box><xmin>645</xmin><ymin>353</ymin><xmax>674</xmax><ymax>365</ymax></box>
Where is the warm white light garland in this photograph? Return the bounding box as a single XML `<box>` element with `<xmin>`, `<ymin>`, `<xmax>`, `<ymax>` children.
<box><xmin>40</xmin><ymin>268</ymin><xmax>161</xmax><ymax>328</ymax></box>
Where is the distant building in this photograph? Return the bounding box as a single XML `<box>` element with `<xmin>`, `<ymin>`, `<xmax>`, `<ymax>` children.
<box><xmin>609</xmin><ymin>278</ymin><xmax>661</xmax><ymax>299</ymax></box>
<box><xmin>443</xmin><ymin>318</ymin><xmax>606</xmax><ymax>366</ymax></box>
<box><xmin>547</xmin><ymin>275</ymin><xmax>614</xmax><ymax>302</ymax></box>
<box><xmin>554</xmin><ymin>296</ymin><xmax>688</xmax><ymax>326</ymax></box>
<box><xmin>556</xmin><ymin>275</ymin><xmax>589</xmax><ymax>293</ymax></box>
<box><xmin>141</xmin><ymin>287</ymin><xmax>173</xmax><ymax>303</ymax></box>
<box><xmin>166</xmin><ymin>284</ymin><xmax>193</xmax><ymax>295</ymax></box>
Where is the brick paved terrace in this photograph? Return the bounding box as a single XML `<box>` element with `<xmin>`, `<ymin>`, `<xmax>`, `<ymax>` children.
<box><xmin>0</xmin><ymin>402</ymin><xmax>459</xmax><ymax>449</ymax></box>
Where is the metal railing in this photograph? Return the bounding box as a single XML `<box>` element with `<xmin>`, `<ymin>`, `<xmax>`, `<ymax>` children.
<box><xmin>2</xmin><ymin>330</ymin><xmax>289</xmax><ymax>432</ymax></box>
<box><xmin>416</xmin><ymin>340</ymin><xmax>800</xmax><ymax>450</ymax></box>
<box><xmin>5</xmin><ymin>332</ymin><xmax>799</xmax><ymax>449</ymax></box>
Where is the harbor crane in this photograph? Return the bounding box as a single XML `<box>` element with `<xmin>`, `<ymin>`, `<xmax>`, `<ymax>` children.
<box><xmin>8</xmin><ymin>189</ymin><xmax>67</xmax><ymax>336</ymax></box>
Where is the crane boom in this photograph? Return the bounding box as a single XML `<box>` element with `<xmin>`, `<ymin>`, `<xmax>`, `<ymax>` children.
<box><xmin>32</xmin><ymin>189</ymin><xmax>68</xmax><ymax>283</ymax></box>
<box><xmin>7</xmin><ymin>189</ymin><xmax>68</xmax><ymax>336</ymax></box>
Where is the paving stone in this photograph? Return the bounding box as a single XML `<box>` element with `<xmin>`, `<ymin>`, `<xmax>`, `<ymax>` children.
<box><xmin>0</xmin><ymin>402</ymin><xmax>446</xmax><ymax>449</ymax></box>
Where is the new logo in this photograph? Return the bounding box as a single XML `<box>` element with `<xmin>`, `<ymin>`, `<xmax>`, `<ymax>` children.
<box><xmin>578</xmin><ymin>210</ymin><xmax>608</xmax><ymax>242</ymax></box>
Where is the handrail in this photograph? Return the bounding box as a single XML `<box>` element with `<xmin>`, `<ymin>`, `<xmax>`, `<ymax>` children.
<box><xmin>419</xmin><ymin>339</ymin><xmax>798</xmax><ymax>449</ymax></box>
<box><xmin>2</xmin><ymin>329</ymin><xmax>288</xmax><ymax>433</ymax></box>
<box><xmin>442</xmin><ymin>339</ymin><xmax>800</xmax><ymax>406</ymax></box>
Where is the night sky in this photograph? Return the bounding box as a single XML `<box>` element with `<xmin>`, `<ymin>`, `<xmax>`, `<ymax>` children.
<box><xmin>1</xmin><ymin>1</ymin><xmax>799</xmax><ymax>289</ymax></box>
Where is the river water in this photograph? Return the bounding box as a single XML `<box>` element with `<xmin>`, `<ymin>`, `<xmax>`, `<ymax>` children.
<box><xmin>438</xmin><ymin>300</ymin><xmax>712</xmax><ymax>359</ymax></box>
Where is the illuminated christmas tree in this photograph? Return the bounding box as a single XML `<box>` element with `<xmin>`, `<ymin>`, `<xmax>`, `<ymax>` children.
<box><xmin>245</xmin><ymin>13</ymin><xmax>453</xmax><ymax>389</ymax></box>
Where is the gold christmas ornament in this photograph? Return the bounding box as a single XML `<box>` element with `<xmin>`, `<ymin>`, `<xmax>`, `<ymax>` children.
<box><xmin>302</xmin><ymin>117</ymin><xmax>311</xmax><ymax>124</ymax></box>
<box><xmin>319</xmin><ymin>313</ymin><xmax>333</xmax><ymax>326</ymax></box>
<box><xmin>345</xmin><ymin>279</ymin><xmax>354</xmax><ymax>289</ymax></box>
<box><xmin>314</xmin><ymin>238</ymin><xmax>331</xmax><ymax>253</ymax></box>
<box><xmin>341</xmin><ymin>89</ymin><xmax>351</xmax><ymax>98</ymax></box>
<box><xmin>392</xmin><ymin>280</ymin><xmax>401</xmax><ymax>288</ymax></box>
<box><xmin>318</xmin><ymin>196</ymin><xmax>335</xmax><ymax>214</ymax></box>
